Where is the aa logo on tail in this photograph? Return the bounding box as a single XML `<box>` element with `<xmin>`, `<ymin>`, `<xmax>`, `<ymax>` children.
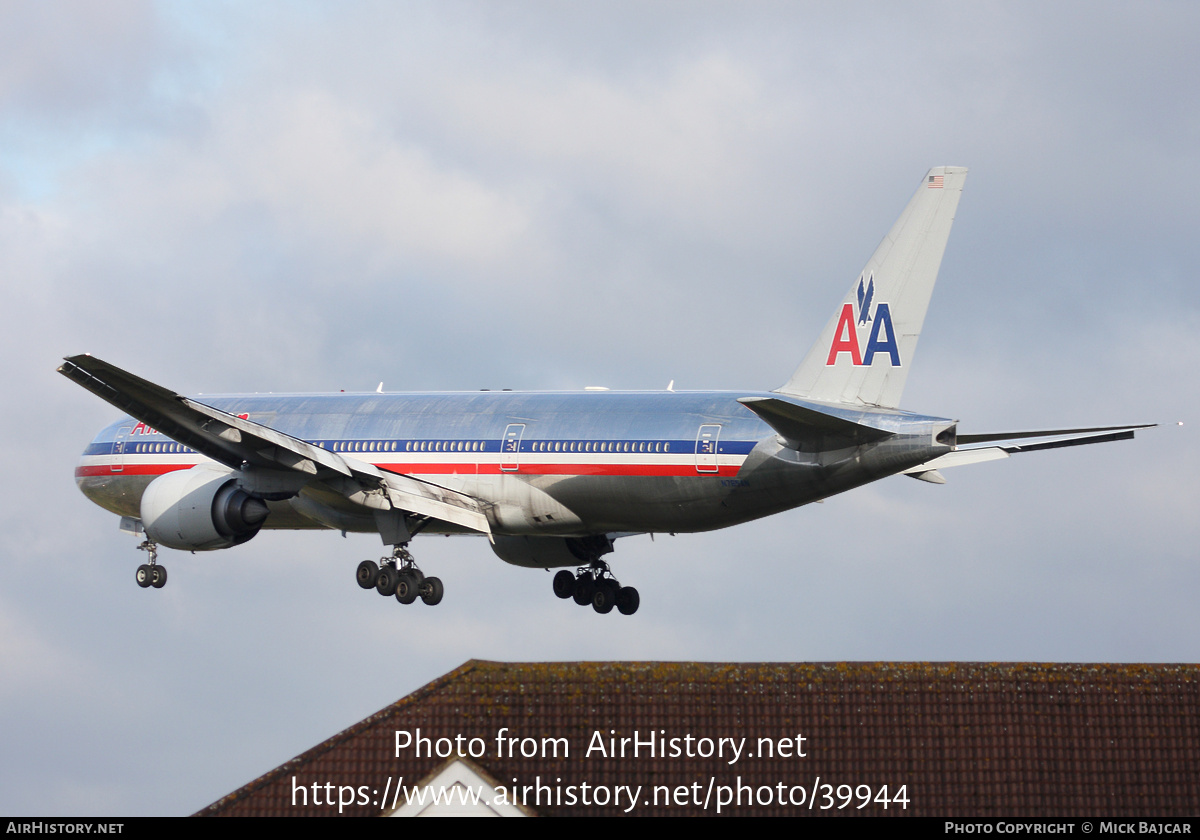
<box><xmin>825</xmin><ymin>275</ymin><xmax>901</xmax><ymax>367</ymax></box>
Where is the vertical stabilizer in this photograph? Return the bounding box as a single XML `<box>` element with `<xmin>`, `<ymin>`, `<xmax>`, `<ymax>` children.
<box><xmin>778</xmin><ymin>166</ymin><xmax>967</xmax><ymax>407</ymax></box>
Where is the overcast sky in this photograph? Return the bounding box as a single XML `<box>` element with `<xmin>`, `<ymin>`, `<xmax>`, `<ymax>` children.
<box><xmin>2</xmin><ymin>1</ymin><xmax>1197</xmax><ymax>817</ymax></box>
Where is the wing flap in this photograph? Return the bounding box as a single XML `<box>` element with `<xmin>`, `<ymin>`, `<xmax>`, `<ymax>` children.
<box><xmin>381</xmin><ymin>473</ymin><xmax>491</xmax><ymax>534</ymax></box>
<box><xmin>181</xmin><ymin>396</ymin><xmax>352</xmax><ymax>477</ymax></box>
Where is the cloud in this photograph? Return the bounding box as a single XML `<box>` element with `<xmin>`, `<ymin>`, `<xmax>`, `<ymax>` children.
<box><xmin>2</xmin><ymin>1</ymin><xmax>1198</xmax><ymax>816</ymax></box>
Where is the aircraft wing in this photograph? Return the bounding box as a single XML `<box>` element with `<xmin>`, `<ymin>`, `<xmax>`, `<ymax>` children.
<box><xmin>903</xmin><ymin>424</ymin><xmax>1155</xmax><ymax>482</ymax></box>
<box><xmin>57</xmin><ymin>354</ymin><xmax>491</xmax><ymax>534</ymax></box>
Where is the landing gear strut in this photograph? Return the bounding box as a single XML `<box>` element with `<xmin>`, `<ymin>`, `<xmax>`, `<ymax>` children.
<box><xmin>356</xmin><ymin>544</ymin><xmax>443</xmax><ymax>607</ymax></box>
<box><xmin>134</xmin><ymin>540</ymin><xmax>167</xmax><ymax>589</ymax></box>
<box><xmin>553</xmin><ymin>560</ymin><xmax>639</xmax><ymax>616</ymax></box>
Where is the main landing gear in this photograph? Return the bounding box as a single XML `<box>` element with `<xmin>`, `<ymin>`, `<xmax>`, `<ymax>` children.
<box><xmin>554</xmin><ymin>562</ymin><xmax>639</xmax><ymax>616</ymax></box>
<box><xmin>356</xmin><ymin>544</ymin><xmax>443</xmax><ymax>607</ymax></box>
<box><xmin>134</xmin><ymin>539</ymin><xmax>167</xmax><ymax>589</ymax></box>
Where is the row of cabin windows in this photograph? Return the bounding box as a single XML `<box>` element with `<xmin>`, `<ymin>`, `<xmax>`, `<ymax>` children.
<box><xmin>325</xmin><ymin>440</ymin><xmax>485</xmax><ymax>453</ymax></box>
<box><xmin>130</xmin><ymin>439</ymin><xmax>675</xmax><ymax>456</ymax></box>
<box><xmin>327</xmin><ymin>440</ymin><xmax>402</xmax><ymax>453</ymax></box>
<box><xmin>327</xmin><ymin>440</ymin><xmax>673</xmax><ymax>454</ymax></box>
<box><xmin>528</xmin><ymin>440</ymin><xmax>671</xmax><ymax>453</ymax></box>
<box><xmin>133</xmin><ymin>442</ymin><xmax>193</xmax><ymax>454</ymax></box>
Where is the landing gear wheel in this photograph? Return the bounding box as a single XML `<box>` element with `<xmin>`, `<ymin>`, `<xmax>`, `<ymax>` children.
<box><xmin>395</xmin><ymin>570</ymin><xmax>421</xmax><ymax>605</ymax></box>
<box><xmin>592</xmin><ymin>585</ymin><xmax>616</xmax><ymax>614</ymax></box>
<box><xmin>356</xmin><ymin>560</ymin><xmax>380</xmax><ymax>589</ymax></box>
<box><xmin>136</xmin><ymin>564</ymin><xmax>152</xmax><ymax>588</ymax></box>
<box><xmin>616</xmin><ymin>586</ymin><xmax>640</xmax><ymax>616</ymax></box>
<box><xmin>553</xmin><ymin>570</ymin><xmax>576</xmax><ymax>599</ymax></box>
<box><xmin>420</xmin><ymin>576</ymin><xmax>444</xmax><ymax>606</ymax></box>
<box><xmin>375</xmin><ymin>566</ymin><xmax>399</xmax><ymax>597</ymax></box>
<box><xmin>150</xmin><ymin>565</ymin><xmax>167</xmax><ymax>588</ymax></box>
<box><xmin>573</xmin><ymin>572</ymin><xmax>595</xmax><ymax>606</ymax></box>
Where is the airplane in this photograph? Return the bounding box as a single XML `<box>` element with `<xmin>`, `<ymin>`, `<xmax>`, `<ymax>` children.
<box><xmin>60</xmin><ymin>166</ymin><xmax>1152</xmax><ymax>616</ymax></box>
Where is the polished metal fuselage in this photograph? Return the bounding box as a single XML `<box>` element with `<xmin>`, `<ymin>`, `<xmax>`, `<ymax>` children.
<box><xmin>75</xmin><ymin>390</ymin><xmax>953</xmax><ymax>537</ymax></box>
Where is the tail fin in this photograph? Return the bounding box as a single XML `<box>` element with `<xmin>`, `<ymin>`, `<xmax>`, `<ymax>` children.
<box><xmin>778</xmin><ymin>166</ymin><xmax>967</xmax><ymax>407</ymax></box>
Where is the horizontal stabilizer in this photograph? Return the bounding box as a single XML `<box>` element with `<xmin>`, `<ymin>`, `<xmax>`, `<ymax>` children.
<box><xmin>903</xmin><ymin>447</ymin><xmax>1009</xmax><ymax>476</ymax></box>
<box><xmin>903</xmin><ymin>424</ymin><xmax>1153</xmax><ymax>479</ymax></box>
<box><xmin>58</xmin><ymin>355</ymin><xmax>490</xmax><ymax>534</ymax></box>
<box><xmin>956</xmin><ymin>424</ymin><xmax>1154</xmax><ymax>446</ymax></box>
<box><xmin>1000</xmin><ymin>429</ymin><xmax>1138</xmax><ymax>453</ymax></box>
<box><xmin>738</xmin><ymin>396</ymin><xmax>893</xmax><ymax>448</ymax></box>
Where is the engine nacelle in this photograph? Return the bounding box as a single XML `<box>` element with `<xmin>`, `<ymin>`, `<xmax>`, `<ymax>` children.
<box><xmin>490</xmin><ymin>535</ymin><xmax>612</xmax><ymax>569</ymax></box>
<box><xmin>141</xmin><ymin>466</ymin><xmax>270</xmax><ymax>551</ymax></box>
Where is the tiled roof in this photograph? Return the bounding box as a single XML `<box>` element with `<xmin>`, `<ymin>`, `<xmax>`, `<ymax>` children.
<box><xmin>197</xmin><ymin>661</ymin><xmax>1200</xmax><ymax>817</ymax></box>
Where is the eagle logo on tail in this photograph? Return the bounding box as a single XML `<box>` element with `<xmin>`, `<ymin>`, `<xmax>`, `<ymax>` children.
<box><xmin>856</xmin><ymin>275</ymin><xmax>875</xmax><ymax>326</ymax></box>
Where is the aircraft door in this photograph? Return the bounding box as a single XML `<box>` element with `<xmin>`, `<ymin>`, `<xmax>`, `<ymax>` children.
<box><xmin>111</xmin><ymin>425</ymin><xmax>132</xmax><ymax>473</ymax></box>
<box><xmin>501</xmin><ymin>424</ymin><xmax>525</xmax><ymax>472</ymax></box>
<box><xmin>695</xmin><ymin>424</ymin><xmax>721</xmax><ymax>473</ymax></box>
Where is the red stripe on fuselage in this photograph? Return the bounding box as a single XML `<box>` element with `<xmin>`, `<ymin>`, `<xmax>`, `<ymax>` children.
<box><xmin>75</xmin><ymin>461</ymin><xmax>743</xmax><ymax>479</ymax></box>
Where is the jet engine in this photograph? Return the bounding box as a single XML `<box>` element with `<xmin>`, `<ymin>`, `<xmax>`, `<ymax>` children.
<box><xmin>141</xmin><ymin>465</ymin><xmax>270</xmax><ymax>551</ymax></box>
<box><xmin>489</xmin><ymin>534</ymin><xmax>612</xmax><ymax>569</ymax></box>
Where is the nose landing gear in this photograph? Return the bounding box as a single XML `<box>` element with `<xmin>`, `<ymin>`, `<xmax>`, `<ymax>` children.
<box><xmin>134</xmin><ymin>540</ymin><xmax>167</xmax><ymax>589</ymax></box>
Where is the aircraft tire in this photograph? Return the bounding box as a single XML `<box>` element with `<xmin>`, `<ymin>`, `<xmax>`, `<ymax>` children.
<box><xmin>616</xmin><ymin>586</ymin><xmax>640</xmax><ymax>616</ymax></box>
<box><xmin>376</xmin><ymin>566</ymin><xmax>399</xmax><ymax>597</ymax></box>
<box><xmin>150</xmin><ymin>565</ymin><xmax>168</xmax><ymax>588</ymax></box>
<box><xmin>553</xmin><ymin>570</ymin><xmax>576</xmax><ymax>599</ymax></box>
<box><xmin>592</xmin><ymin>586</ymin><xmax>615</xmax><ymax>614</ymax></box>
<box><xmin>395</xmin><ymin>571</ymin><xmax>420</xmax><ymax>605</ymax></box>
<box><xmin>136</xmin><ymin>564</ymin><xmax>153</xmax><ymax>588</ymax></box>
<box><xmin>573</xmin><ymin>573</ymin><xmax>595</xmax><ymax>606</ymax></box>
<box><xmin>356</xmin><ymin>560</ymin><xmax>380</xmax><ymax>589</ymax></box>
<box><xmin>420</xmin><ymin>576</ymin><xmax>444</xmax><ymax>606</ymax></box>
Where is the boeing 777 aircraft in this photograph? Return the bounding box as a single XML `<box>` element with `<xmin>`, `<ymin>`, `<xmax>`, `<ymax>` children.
<box><xmin>61</xmin><ymin>167</ymin><xmax>1151</xmax><ymax>616</ymax></box>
